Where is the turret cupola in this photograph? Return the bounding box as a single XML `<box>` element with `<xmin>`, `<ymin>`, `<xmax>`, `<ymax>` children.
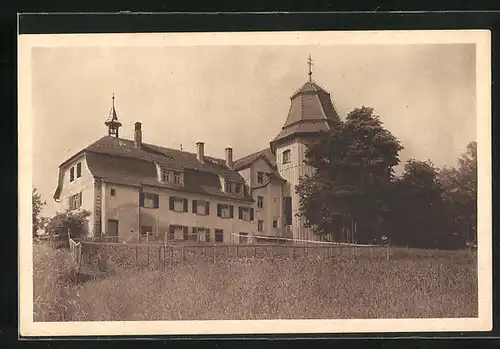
<box><xmin>104</xmin><ymin>93</ymin><xmax>122</xmax><ymax>138</ymax></box>
<box><xmin>270</xmin><ymin>56</ymin><xmax>341</xmax><ymax>152</ymax></box>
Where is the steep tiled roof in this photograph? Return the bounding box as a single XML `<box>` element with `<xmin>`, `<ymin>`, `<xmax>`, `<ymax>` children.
<box><xmin>270</xmin><ymin>80</ymin><xmax>341</xmax><ymax>150</ymax></box>
<box><xmin>234</xmin><ymin>147</ymin><xmax>276</xmax><ymax>170</ymax></box>
<box><xmin>54</xmin><ymin>136</ymin><xmax>251</xmax><ymax>202</ymax></box>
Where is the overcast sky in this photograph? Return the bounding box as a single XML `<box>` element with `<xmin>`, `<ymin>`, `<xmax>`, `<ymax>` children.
<box><xmin>31</xmin><ymin>43</ymin><xmax>476</xmax><ymax>217</ymax></box>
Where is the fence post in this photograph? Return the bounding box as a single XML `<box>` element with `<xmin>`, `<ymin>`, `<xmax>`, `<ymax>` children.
<box><xmin>147</xmin><ymin>245</ymin><xmax>150</xmax><ymax>266</ymax></box>
<box><xmin>213</xmin><ymin>245</ymin><xmax>216</xmax><ymax>264</ymax></box>
<box><xmin>236</xmin><ymin>245</ymin><xmax>239</xmax><ymax>258</ymax></box>
<box><xmin>158</xmin><ymin>246</ymin><xmax>161</xmax><ymax>270</ymax></box>
<box><xmin>182</xmin><ymin>245</ymin><xmax>185</xmax><ymax>262</ymax></box>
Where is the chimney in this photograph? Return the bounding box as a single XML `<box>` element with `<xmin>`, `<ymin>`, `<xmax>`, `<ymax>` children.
<box><xmin>225</xmin><ymin>147</ymin><xmax>233</xmax><ymax>169</ymax></box>
<box><xmin>134</xmin><ymin>122</ymin><xmax>142</xmax><ymax>148</ymax></box>
<box><xmin>196</xmin><ymin>142</ymin><xmax>205</xmax><ymax>162</ymax></box>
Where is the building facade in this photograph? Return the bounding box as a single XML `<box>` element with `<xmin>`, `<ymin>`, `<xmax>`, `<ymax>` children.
<box><xmin>53</xmin><ymin>73</ymin><xmax>341</xmax><ymax>244</ymax></box>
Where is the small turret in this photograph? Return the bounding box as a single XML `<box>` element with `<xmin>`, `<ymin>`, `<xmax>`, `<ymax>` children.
<box><xmin>104</xmin><ymin>93</ymin><xmax>122</xmax><ymax>138</ymax></box>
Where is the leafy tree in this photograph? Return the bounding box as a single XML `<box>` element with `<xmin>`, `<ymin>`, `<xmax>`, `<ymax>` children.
<box><xmin>32</xmin><ymin>188</ymin><xmax>47</xmax><ymax>238</ymax></box>
<box><xmin>296</xmin><ymin>107</ymin><xmax>403</xmax><ymax>242</ymax></box>
<box><xmin>388</xmin><ymin>159</ymin><xmax>447</xmax><ymax>248</ymax></box>
<box><xmin>45</xmin><ymin>209</ymin><xmax>92</xmax><ymax>245</ymax></box>
<box><xmin>439</xmin><ymin>141</ymin><xmax>477</xmax><ymax>246</ymax></box>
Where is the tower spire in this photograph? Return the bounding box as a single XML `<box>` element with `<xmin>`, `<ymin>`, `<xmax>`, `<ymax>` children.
<box><xmin>307</xmin><ymin>54</ymin><xmax>313</xmax><ymax>81</ymax></box>
<box><xmin>105</xmin><ymin>93</ymin><xmax>122</xmax><ymax>138</ymax></box>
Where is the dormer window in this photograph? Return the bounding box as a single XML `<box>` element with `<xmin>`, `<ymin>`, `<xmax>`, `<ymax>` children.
<box><xmin>225</xmin><ymin>181</ymin><xmax>232</xmax><ymax>193</ymax></box>
<box><xmin>162</xmin><ymin>170</ymin><xmax>183</xmax><ymax>186</ymax></box>
<box><xmin>282</xmin><ymin>149</ymin><xmax>291</xmax><ymax>164</ymax></box>
<box><xmin>235</xmin><ymin>184</ymin><xmax>242</xmax><ymax>194</ymax></box>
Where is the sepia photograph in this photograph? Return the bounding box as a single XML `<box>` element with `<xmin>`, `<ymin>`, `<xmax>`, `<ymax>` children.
<box><xmin>18</xmin><ymin>29</ymin><xmax>492</xmax><ymax>336</ymax></box>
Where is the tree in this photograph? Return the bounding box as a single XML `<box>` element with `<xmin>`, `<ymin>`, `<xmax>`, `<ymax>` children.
<box><xmin>32</xmin><ymin>188</ymin><xmax>47</xmax><ymax>238</ymax></box>
<box><xmin>439</xmin><ymin>141</ymin><xmax>477</xmax><ymax>246</ymax></box>
<box><xmin>388</xmin><ymin>159</ymin><xmax>447</xmax><ymax>248</ymax></box>
<box><xmin>45</xmin><ymin>209</ymin><xmax>92</xmax><ymax>245</ymax></box>
<box><xmin>296</xmin><ymin>106</ymin><xmax>403</xmax><ymax>243</ymax></box>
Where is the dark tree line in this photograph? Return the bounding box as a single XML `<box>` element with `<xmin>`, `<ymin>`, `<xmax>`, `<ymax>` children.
<box><xmin>296</xmin><ymin>106</ymin><xmax>477</xmax><ymax>249</ymax></box>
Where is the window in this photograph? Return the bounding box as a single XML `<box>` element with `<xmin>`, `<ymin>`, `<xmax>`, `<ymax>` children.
<box><xmin>174</xmin><ymin>172</ymin><xmax>181</xmax><ymax>185</ymax></box>
<box><xmin>162</xmin><ymin>170</ymin><xmax>183</xmax><ymax>186</ymax></box>
<box><xmin>189</xmin><ymin>227</ymin><xmax>199</xmax><ymax>242</ymax></box>
<box><xmin>110</xmin><ymin>188</ymin><xmax>116</xmax><ymax>197</ymax></box>
<box><xmin>169</xmin><ymin>196</ymin><xmax>188</xmax><ymax>212</ymax></box>
<box><xmin>239</xmin><ymin>232</ymin><xmax>248</xmax><ymax>244</ymax></box>
<box><xmin>273</xmin><ymin>220</ymin><xmax>278</xmax><ymax>228</ymax></box>
<box><xmin>195</xmin><ymin>227</ymin><xmax>211</xmax><ymax>243</ymax></box>
<box><xmin>235</xmin><ymin>184</ymin><xmax>241</xmax><ymax>194</ymax></box>
<box><xmin>257</xmin><ymin>196</ymin><xmax>264</xmax><ymax>209</ymax></box>
<box><xmin>217</xmin><ymin>204</ymin><xmax>233</xmax><ymax>218</ymax></box>
<box><xmin>238</xmin><ymin>207</ymin><xmax>254</xmax><ymax>221</ymax></box>
<box><xmin>258</xmin><ymin>220</ymin><xmax>264</xmax><ymax>232</ymax></box>
<box><xmin>225</xmin><ymin>181</ymin><xmax>232</xmax><ymax>193</ymax></box>
<box><xmin>273</xmin><ymin>197</ymin><xmax>277</xmax><ymax>203</ymax></box>
<box><xmin>282</xmin><ymin>149</ymin><xmax>291</xmax><ymax>164</ymax></box>
<box><xmin>140</xmin><ymin>225</ymin><xmax>153</xmax><ymax>237</ymax></box>
<box><xmin>76</xmin><ymin>162</ymin><xmax>82</xmax><ymax>178</ymax></box>
<box><xmin>68</xmin><ymin>192</ymin><xmax>82</xmax><ymax>211</ymax></box>
<box><xmin>215</xmin><ymin>229</ymin><xmax>224</xmax><ymax>243</ymax></box>
<box><xmin>192</xmin><ymin>200</ymin><xmax>210</xmax><ymax>215</ymax></box>
<box><xmin>69</xmin><ymin>167</ymin><xmax>75</xmax><ymax>182</ymax></box>
<box><xmin>140</xmin><ymin>192</ymin><xmax>159</xmax><ymax>209</ymax></box>
<box><xmin>257</xmin><ymin>171</ymin><xmax>264</xmax><ymax>184</ymax></box>
<box><xmin>168</xmin><ymin>225</ymin><xmax>187</xmax><ymax>241</ymax></box>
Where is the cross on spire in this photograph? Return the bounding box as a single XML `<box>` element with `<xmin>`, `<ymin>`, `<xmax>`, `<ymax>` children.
<box><xmin>307</xmin><ymin>54</ymin><xmax>313</xmax><ymax>81</ymax></box>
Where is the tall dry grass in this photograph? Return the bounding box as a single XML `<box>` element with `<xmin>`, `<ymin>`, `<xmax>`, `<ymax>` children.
<box><xmin>33</xmin><ymin>242</ymin><xmax>87</xmax><ymax>321</ymax></box>
<box><xmin>33</xmin><ymin>244</ymin><xmax>477</xmax><ymax>321</ymax></box>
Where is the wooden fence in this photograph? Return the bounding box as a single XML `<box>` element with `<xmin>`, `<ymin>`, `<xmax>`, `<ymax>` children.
<box><xmin>68</xmin><ymin>237</ymin><xmax>82</xmax><ymax>265</ymax></box>
<box><xmin>80</xmin><ymin>241</ymin><xmax>402</xmax><ymax>271</ymax></box>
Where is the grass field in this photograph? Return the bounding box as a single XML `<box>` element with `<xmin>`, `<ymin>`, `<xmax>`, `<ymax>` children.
<box><xmin>33</xmin><ymin>242</ymin><xmax>478</xmax><ymax>322</ymax></box>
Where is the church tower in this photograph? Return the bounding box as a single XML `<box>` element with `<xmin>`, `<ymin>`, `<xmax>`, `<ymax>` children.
<box><xmin>105</xmin><ymin>93</ymin><xmax>122</xmax><ymax>137</ymax></box>
<box><xmin>270</xmin><ymin>56</ymin><xmax>341</xmax><ymax>241</ymax></box>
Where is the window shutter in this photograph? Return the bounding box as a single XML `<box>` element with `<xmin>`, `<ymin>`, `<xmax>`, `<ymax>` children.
<box><xmin>217</xmin><ymin>204</ymin><xmax>221</xmax><ymax>217</ymax></box>
<box><xmin>192</xmin><ymin>200</ymin><xmax>197</xmax><ymax>213</ymax></box>
<box><xmin>183</xmin><ymin>198</ymin><xmax>188</xmax><ymax>212</ymax></box>
<box><xmin>154</xmin><ymin>194</ymin><xmax>159</xmax><ymax>208</ymax></box>
<box><xmin>238</xmin><ymin>207</ymin><xmax>243</xmax><ymax>220</ymax></box>
<box><xmin>192</xmin><ymin>227</ymin><xmax>197</xmax><ymax>234</ymax></box>
<box><xmin>229</xmin><ymin>205</ymin><xmax>234</xmax><ymax>218</ymax></box>
<box><xmin>139</xmin><ymin>192</ymin><xmax>145</xmax><ymax>207</ymax></box>
<box><xmin>250</xmin><ymin>208</ymin><xmax>254</xmax><ymax>221</ymax></box>
<box><xmin>284</xmin><ymin>197</ymin><xmax>292</xmax><ymax>225</ymax></box>
<box><xmin>183</xmin><ymin>226</ymin><xmax>188</xmax><ymax>240</ymax></box>
<box><xmin>205</xmin><ymin>201</ymin><xmax>210</xmax><ymax>215</ymax></box>
<box><xmin>206</xmin><ymin>228</ymin><xmax>210</xmax><ymax>242</ymax></box>
<box><xmin>169</xmin><ymin>197</ymin><xmax>174</xmax><ymax>211</ymax></box>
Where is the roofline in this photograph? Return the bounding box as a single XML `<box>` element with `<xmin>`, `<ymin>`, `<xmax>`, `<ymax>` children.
<box><xmin>234</xmin><ymin>153</ymin><xmax>276</xmax><ymax>171</ymax></box>
<box><xmin>270</xmin><ymin>131</ymin><xmax>327</xmax><ymax>152</ymax></box>
<box><xmin>57</xmin><ymin>149</ymin><xmax>86</xmax><ymax>169</ymax></box>
<box><xmin>140</xmin><ymin>182</ymin><xmax>254</xmax><ymax>203</ymax></box>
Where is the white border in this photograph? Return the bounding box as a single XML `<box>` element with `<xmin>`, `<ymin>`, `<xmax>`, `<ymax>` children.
<box><xmin>18</xmin><ymin>29</ymin><xmax>492</xmax><ymax>337</ymax></box>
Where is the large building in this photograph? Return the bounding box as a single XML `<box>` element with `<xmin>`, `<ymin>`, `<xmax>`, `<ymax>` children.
<box><xmin>53</xmin><ymin>67</ymin><xmax>341</xmax><ymax>244</ymax></box>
